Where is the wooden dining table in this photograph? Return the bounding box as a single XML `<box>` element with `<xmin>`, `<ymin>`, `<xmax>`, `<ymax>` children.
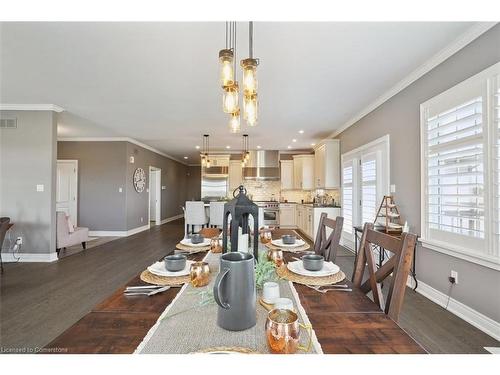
<box><xmin>44</xmin><ymin>229</ymin><xmax>425</xmax><ymax>354</ymax></box>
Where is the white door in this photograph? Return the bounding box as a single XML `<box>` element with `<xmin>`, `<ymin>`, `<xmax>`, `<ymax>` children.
<box><xmin>56</xmin><ymin>160</ymin><xmax>78</xmax><ymax>225</ymax></box>
<box><xmin>149</xmin><ymin>168</ymin><xmax>162</xmax><ymax>225</ymax></box>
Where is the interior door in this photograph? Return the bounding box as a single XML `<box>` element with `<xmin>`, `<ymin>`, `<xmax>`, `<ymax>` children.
<box><xmin>56</xmin><ymin>160</ymin><xmax>78</xmax><ymax>225</ymax></box>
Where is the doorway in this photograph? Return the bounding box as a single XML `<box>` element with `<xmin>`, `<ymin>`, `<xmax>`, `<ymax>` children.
<box><xmin>149</xmin><ymin>167</ymin><xmax>161</xmax><ymax>225</ymax></box>
<box><xmin>56</xmin><ymin>160</ymin><xmax>78</xmax><ymax>225</ymax></box>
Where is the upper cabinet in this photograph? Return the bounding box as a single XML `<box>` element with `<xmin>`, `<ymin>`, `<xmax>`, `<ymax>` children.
<box><xmin>280</xmin><ymin>160</ymin><xmax>294</xmax><ymax>190</ymax></box>
<box><xmin>314</xmin><ymin>139</ymin><xmax>340</xmax><ymax>189</ymax></box>
<box><xmin>292</xmin><ymin>155</ymin><xmax>314</xmax><ymax>190</ymax></box>
<box><xmin>228</xmin><ymin>160</ymin><xmax>242</xmax><ymax>191</ymax></box>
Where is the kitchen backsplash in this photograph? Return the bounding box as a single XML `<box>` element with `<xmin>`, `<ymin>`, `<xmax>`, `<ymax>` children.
<box><xmin>241</xmin><ymin>180</ymin><xmax>340</xmax><ymax>204</ymax></box>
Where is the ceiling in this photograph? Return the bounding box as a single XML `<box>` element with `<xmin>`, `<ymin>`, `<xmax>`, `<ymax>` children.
<box><xmin>0</xmin><ymin>22</ymin><xmax>477</xmax><ymax>163</ymax></box>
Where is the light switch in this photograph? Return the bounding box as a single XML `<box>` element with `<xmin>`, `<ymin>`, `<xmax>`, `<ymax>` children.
<box><xmin>390</xmin><ymin>184</ymin><xmax>396</xmax><ymax>193</ymax></box>
<box><xmin>162</xmin><ymin>186</ymin><xmax>166</xmax><ymax>190</ymax></box>
<box><xmin>129</xmin><ymin>156</ymin><xmax>135</xmax><ymax>164</ymax></box>
<box><xmin>118</xmin><ymin>187</ymin><xmax>123</xmax><ymax>193</ymax></box>
<box><xmin>36</xmin><ymin>184</ymin><xmax>44</xmax><ymax>192</ymax></box>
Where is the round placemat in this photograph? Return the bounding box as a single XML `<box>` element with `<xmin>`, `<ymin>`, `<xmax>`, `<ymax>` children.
<box><xmin>140</xmin><ymin>269</ymin><xmax>191</xmax><ymax>286</ymax></box>
<box><xmin>176</xmin><ymin>243</ymin><xmax>211</xmax><ymax>253</ymax></box>
<box><xmin>276</xmin><ymin>265</ymin><xmax>345</xmax><ymax>286</ymax></box>
<box><xmin>265</xmin><ymin>242</ymin><xmax>311</xmax><ymax>252</ymax></box>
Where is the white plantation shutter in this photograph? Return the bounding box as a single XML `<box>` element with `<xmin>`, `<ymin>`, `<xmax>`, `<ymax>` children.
<box><xmin>494</xmin><ymin>77</ymin><xmax>500</xmax><ymax>256</ymax></box>
<box><xmin>342</xmin><ymin>160</ymin><xmax>354</xmax><ymax>234</ymax></box>
<box><xmin>361</xmin><ymin>153</ymin><xmax>378</xmax><ymax>225</ymax></box>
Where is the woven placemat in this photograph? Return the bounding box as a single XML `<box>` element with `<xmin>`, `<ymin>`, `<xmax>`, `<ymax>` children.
<box><xmin>276</xmin><ymin>265</ymin><xmax>345</xmax><ymax>286</ymax></box>
<box><xmin>175</xmin><ymin>243</ymin><xmax>211</xmax><ymax>253</ymax></box>
<box><xmin>265</xmin><ymin>242</ymin><xmax>311</xmax><ymax>252</ymax></box>
<box><xmin>140</xmin><ymin>269</ymin><xmax>191</xmax><ymax>286</ymax></box>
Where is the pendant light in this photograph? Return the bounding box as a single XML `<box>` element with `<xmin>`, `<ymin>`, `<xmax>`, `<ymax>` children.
<box><xmin>241</xmin><ymin>134</ymin><xmax>249</xmax><ymax>166</ymax></box>
<box><xmin>219</xmin><ymin>22</ymin><xmax>234</xmax><ymax>87</ymax></box>
<box><xmin>201</xmin><ymin>135</ymin><xmax>211</xmax><ymax>167</ymax></box>
<box><xmin>229</xmin><ymin>109</ymin><xmax>241</xmax><ymax>133</ymax></box>
<box><xmin>222</xmin><ymin>22</ymin><xmax>239</xmax><ymax>114</ymax></box>
<box><xmin>241</xmin><ymin>22</ymin><xmax>259</xmax><ymax>127</ymax></box>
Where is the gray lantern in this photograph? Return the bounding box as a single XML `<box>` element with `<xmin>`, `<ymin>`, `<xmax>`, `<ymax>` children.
<box><xmin>222</xmin><ymin>185</ymin><xmax>259</xmax><ymax>258</ymax></box>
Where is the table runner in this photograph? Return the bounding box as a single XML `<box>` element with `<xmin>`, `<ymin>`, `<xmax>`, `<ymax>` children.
<box><xmin>135</xmin><ymin>250</ymin><xmax>323</xmax><ymax>354</ymax></box>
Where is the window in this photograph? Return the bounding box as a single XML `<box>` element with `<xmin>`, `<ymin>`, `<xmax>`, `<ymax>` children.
<box><xmin>420</xmin><ymin>62</ymin><xmax>500</xmax><ymax>269</ymax></box>
<box><xmin>341</xmin><ymin>135</ymin><xmax>390</xmax><ymax>247</ymax></box>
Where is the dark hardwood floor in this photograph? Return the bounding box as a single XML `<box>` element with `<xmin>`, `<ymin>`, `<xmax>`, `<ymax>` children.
<box><xmin>1</xmin><ymin>219</ymin><xmax>498</xmax><ymax>353</ymax></box>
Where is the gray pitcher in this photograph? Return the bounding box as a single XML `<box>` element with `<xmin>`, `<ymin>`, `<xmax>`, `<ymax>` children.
<box><xmin>213</xmin><ymin>252</ymin><xmax>256</xmax><ymax>331</ymax></box>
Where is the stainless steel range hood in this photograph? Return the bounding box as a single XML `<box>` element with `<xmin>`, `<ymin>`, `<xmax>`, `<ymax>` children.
<box><xmin>243</xmin><ymin>150</ymin><xmax>280</xmax><ymax>180</ymax></box>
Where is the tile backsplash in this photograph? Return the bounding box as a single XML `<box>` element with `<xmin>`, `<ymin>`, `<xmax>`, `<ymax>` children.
<box><xmin>241</xmin><ymin>180</ymin><xmax>340</xmax><ymax>204</ymax></box>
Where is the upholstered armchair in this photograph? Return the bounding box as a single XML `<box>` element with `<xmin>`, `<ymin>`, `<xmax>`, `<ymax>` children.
<box><xmin>56</xmin><ymin>211</ymin><xmax>89</xmax><ymax>254</ymax></box>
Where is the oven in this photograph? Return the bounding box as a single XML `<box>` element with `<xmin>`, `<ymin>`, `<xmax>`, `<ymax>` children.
<box><xmin>263</xmin><ymin>208</ymin><xmax>279</xmax><ymax>226</ymax></box>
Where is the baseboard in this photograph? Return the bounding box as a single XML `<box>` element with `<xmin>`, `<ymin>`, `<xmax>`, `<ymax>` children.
<box><xmin>2</xmin><ymin>252</ymin><xmax>58</xmax><ymax>263</ymax></box>
<box><xmin>407</xmin><ymin>277</ymin><xmax>500</xmax><ymax>341</ymax></box>
<box><xmin>126</xmin><ymin>224</ymin><xmax>150</xmax><ymax>236</ymax></box>
<box><xmin>89</xmin><ymin>224</ymin><xmax>150</xmax><ymax>237</ymax></box>
<box><xmin>160</xmin><ymin>214</ymin><xmax>184</xmax><ymax>225</ymax></box>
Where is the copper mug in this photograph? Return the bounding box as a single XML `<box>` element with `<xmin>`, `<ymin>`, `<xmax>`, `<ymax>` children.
<box><xmin>190</xmin><ymin>261</ymin><xmax>210</xmax><ymax>287</ymax></box>
<box><xmin>210</xmin><ymin>237</ymin><xmax>222</xmax><ymax>253</ymax></box>
<box><xmin>267</xmin><ymin>248</ymin><xmax>284</xmax><ymax>267</ymax></box>
<box><xmin>265</xmin><ymin>308</ymin><xmax>312</xmax><ymax>354</ymax></box>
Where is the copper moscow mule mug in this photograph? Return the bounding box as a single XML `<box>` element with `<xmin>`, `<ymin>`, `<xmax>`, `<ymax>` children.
<box><xmin>265</xmin><ymin>308</ymin><xmax>312</xmax><ymax>354</ymax></box>
<box><xmin>190</xmin><ymin>261</ymin><xmax>210</xmax><ymax>287</ymax></box>
<box><xmin>267</xmin><ymin>248</ymin><xmax>284</xmax><ymax>267</ymax></box>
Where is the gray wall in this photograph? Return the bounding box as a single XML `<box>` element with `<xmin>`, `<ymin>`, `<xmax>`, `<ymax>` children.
<box><xmin>186</xmin><ymin>165</ymin><xmax>201</xmax><ymax>201</ymax></box>
<box><xmin>335</xmin><ymin>25</ymin><xmax>500</xmax><ymax>322</ymax></box>
<box><xmin>57</xmin><ymin>141</ymin><xmax>127</xmax><ymax>231</ymax></box>
<box><xmin>0</xmin><ymin>110</ymin><xmax>57</xmax><ymax>255</ymax></box>
<box><xmin>125</xmin><ymin>142</ymin><xmax>189</xmax><ymax>230</ymax></box>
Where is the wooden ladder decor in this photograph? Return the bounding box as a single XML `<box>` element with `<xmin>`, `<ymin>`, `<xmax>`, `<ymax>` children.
<box><xmin>373</xmin><ymin>195</ymin><xmax>403</xmax><ymax>234</ymax></box>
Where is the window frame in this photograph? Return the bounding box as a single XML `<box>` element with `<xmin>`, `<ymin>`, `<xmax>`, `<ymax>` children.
<box><xmin>420</xmin><ymin>62</ymin><xmax>500</xmax><ymax>270</ymax></box>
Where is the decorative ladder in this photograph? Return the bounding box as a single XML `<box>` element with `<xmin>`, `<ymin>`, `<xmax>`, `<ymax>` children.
<box><xmin>373</xmin><ymin>195</ymin><xmax>403</xmax><ymax>234</ymax></box>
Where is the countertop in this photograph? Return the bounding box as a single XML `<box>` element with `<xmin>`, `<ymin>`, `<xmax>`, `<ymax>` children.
<box><xmin>280</xmin><ymin>202</ymin><xmax>341</xmax><ymax>209</ymax></box>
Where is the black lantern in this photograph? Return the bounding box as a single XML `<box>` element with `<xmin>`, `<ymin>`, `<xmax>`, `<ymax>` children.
<box><xmin>222</xmin><ymin>185</ymin><xmax>259</xmax><ymax>259</ymax></box>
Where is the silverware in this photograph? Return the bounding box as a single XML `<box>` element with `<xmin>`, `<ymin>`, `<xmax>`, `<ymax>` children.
<box><xmin>305</xmin><ymin>284</ymin><xmax>352</xmax><ymax>293</ymax></box>
<box><xmin>125</xmin><ymin>285</ymin><xmax>163</xmax><ymax>291</ymax></box>
<box><xmin>124</xmin><ymin>285</ymin><xmax>171</xmax><ymax>296</ymax></box>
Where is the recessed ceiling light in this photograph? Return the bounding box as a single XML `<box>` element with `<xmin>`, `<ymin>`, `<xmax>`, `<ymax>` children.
<box><xmin>226</xmin><ymin>145</ymin><xmax>231</xmax><ymax>149</ymax></box>
<box><xmin>311</xmin><ymin>143</ymin><xmax>316</xmax><ymax>146</ymax></box>
<box><xmin>292</xmin><ymin>139</ymin><xmax>297</xmax><ymax>143</ymax></box>
<box><xmin>287</xmin><ymin>145</ymin><xmax>292</xmax><ymax>149</ymax></box>
<box><xmin>298</xmin><ymin>130</ymin><xmax>304</xmax><ymax>134</ymax></box>
<box><xmin>256</xmin><ymin>145</ymin><xmax>261</xmax><ymax>149</ymax></box>
<box><xmin>195</xmin><ymin>145</ymin><xmax>200</xmax><ymax>149</ymax></box>
<box><xmin>183</xmin><ymin>156</ymin><xmax>188</xmax><ymax>159</ymax></box>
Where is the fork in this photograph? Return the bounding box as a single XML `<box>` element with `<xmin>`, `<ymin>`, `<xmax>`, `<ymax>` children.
<box><xmin>305</xmin><ymin>284</ymin><xmax>352</xmax><ymax>293</ymax></box>
<box><xmin>124</xmin><ymin>285</ymin><xmax>171</xmax><ymax>296</ymax></box>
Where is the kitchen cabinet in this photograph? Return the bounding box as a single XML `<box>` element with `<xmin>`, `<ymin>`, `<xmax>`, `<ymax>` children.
<box><xmin>280</xmin><ymin>160</ymin><xmax>294</xmax><ymax>190</ymax></box>
<box><xmin>279</xmin><ymin>203</ymin><xmax>296</xmax><ymax>228</ymax></box>
<box><xmin>294</xmin><ymin>204</ymin><xmax>341</xmax><ymax>240</ymax></box>
<box><xmin>228</xmin><ymin>160</ymin><xmax>242</xmax><ymax>192</ymax></box>
<box><xmin>314</xmin><ymin>139</ymin><xmax>340</xmax><ymax>189</ymax></box>
<box><xmin>292</xmin><ymin>155</ymin><xmax>314</xmax><ymax>190</ymax></box>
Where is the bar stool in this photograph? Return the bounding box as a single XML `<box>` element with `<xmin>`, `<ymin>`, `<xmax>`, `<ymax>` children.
<box><xmin>209</xmin><ymin>202</ymin><xmax>225</xmax><ymax>228</ymax></box>
<box><xmin>184</xmin><ymin>201</ymin><xmax>208</xmax><ymax>235</ymax></box>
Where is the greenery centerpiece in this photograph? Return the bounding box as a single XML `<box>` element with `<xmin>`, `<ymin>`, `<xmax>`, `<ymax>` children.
<box><xmin>255</xmin><ymin>251</ymin><xmax>278</xmax><ymax>290</ymax></box>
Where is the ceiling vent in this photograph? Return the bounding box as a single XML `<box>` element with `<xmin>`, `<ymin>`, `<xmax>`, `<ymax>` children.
<box><xmin>0</xmin><ymin>118</ymin><xmax>17</xmax><ymax>129</ymax></box>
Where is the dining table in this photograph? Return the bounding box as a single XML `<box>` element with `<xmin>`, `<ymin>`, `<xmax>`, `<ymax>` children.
<box><xmin>44</xmin><ymin>229</ymin><xmax>426</xmax><ymax>354</ymax></box>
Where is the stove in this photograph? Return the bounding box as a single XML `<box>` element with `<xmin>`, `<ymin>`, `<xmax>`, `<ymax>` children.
<box><xmin>254</xmin><ymin>201</ymin><xmax>280</xmax><ymax>226</ymax></box>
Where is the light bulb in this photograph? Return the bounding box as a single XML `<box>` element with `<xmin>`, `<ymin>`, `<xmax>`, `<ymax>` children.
<box><xmin>241</xmin><ymin>160</ymin><xmax>245</xmax><ymax>167</ymax></box>
<box><xmin>229</xmin><ymin>112</ymin><xmax>241</xmax><ymax>133</ymax></box>
<box><xmin>241</xmin><ymin>58</ymin><xmax>258</xmax><ymax>95</ymax></box>
<box><xmin>219</xmin><ymin>49</ymin><xmax>234</xmax><ymax>87</ymax></box>
<box><xmin>245</xmin><ymin>152</ymin><xmax>250</xmax><ymax>161</ymax></box>
<box><xmin>244</xmin><ymin>94</ymin><xmax>258</xmax><ymax>126</ymax></box>
<box><xmin>206</xmin><ymin>159</ymin><xmax>211</xmax><ymax>168</ymax></box>
<box><xmin>223</xmin><ymin>83</ymin><xmax>239</xmax><ymax>114</ymax></box>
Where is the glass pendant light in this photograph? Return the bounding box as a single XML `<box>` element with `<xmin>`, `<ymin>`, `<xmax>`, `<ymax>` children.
<box><xmin>243</xmin><ymin>94</ymin><xmax>258</xmax><ymax>126</ymax></box>
<box><xmin>219</xmin><ymin>23</ymin><xmax>234</xmax><ymax>87</ymax></box>
<box><xmin>241</xmin><ymin>59</ymin><xmax>258</xmax><ymax>95</ymax></box>
<box><xmin>222</xmin><ymin>82</ymin><xmax>239</xmax><ymax>114</ymax></box>
<box><xmin>229</xmin><ymin>110</ymin><xmax>241</xmax><ymax>133</ymax></box>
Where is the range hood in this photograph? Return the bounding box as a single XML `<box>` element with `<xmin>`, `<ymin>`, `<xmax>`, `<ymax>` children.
<box><xmin>243</xmin><ymin>150</ymin><xmax>280</xmax><ymax>180</ymax></box>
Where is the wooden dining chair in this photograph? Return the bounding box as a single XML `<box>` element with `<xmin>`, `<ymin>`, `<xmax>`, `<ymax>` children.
<box><xmin>313</xmin><ymin>213</ymin><xmax>343</xmax><ymax>262</ymax></box>
<box><xmin>352</xmin><ymin>222</ymin><xmax>417</xmax><ymax>322</ymax></box>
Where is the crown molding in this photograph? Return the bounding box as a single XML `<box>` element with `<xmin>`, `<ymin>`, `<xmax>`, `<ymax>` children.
<box><xmin>0</xmin><ymin>103</ymin><xmax>65</xmax><ymax>112</ymax></box>
<box><xmin>57</xmin><ymin>137</ymin><xmax>188</xmax><ymax>165</ymax></box>
<box><xmin>327</xmin><ymin>22</ymin><xmax>497</xmax><ymax>139</ymax></box>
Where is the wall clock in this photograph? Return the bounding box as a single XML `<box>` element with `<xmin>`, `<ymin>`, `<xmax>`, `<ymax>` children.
<box><xmin>133</xmin><ymin>168</ymin><xmax>146</xmax><ymax>193</ymax></box>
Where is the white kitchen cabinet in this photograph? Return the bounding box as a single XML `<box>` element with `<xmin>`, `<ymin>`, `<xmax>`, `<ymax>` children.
<box><xmin>228</xmin><ymin>160</ymin><xmax>242</xmax><ymax>192</ymax></box>
<box><xmin>279</xmin><ymin>203</ymin><xmax>296</xmax><ymax>228</ymax></box>
<box><xmin>305</xmin><ymin>206</ymin><xmax>314</xmax><ymax>238</ymax></box>
<box><xmin>295</xmin><ymin>204</ymin><xmax>341</xmax><ymax>240</ymax></box>
<box><xmin>314</xmin><ymin>139</ymin><xmax>340</xmax><ymax>189</ymax></box>
<box><xmin>296</xmin><ymin>204</ymin><xmax>305</xmax><ymax>231</ymax></box>
<box><xmin>280</xmin><ymin>160</ymin><xmax>294</xmax><ymax>190</ymax></box>
<box><xmin>292</xmin><ymin>155</ymin><xmax>314</xmax><ymax>190</ymax></box>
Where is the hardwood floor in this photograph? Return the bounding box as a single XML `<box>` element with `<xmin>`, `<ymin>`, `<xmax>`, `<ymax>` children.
<box><xmin>0</xmin><ymin>220</ymin><xmax>498</xmax><ymax>353</ymax></box>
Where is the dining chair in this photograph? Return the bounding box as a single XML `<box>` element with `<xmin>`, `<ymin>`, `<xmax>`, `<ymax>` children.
<box><xmin>184</xmin><ymin>201</ymin><xmax>208</xmax><ymax>235</ymax></box>
<box><xmin>313</xmin><ymin>213</ymin><xmax>343</xmax><ymax>262</ymax></box>
<box><xmin>199</xmin><ymin>227</ymin><xmax>221</xmax><ymax>239</ymax></box>
<box><xmin>209</xmin><ymin>202</ymin><xmax>225</xmax><ymax>228</ymax></box>
<box><xmin>0</xmin><ymin>217</ymin><xmax>11</xmax><ymax>273</ymax></box>
<box><xmin>352</xmin><ymin>222</ymin><xmax>417</xmax><ymax>322</ymax></box>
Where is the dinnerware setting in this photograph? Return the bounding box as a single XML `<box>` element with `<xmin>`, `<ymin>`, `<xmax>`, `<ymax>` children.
<box><xmin>287</xmin><ymin>259</ymin><xmax>340</xmax><ymax>277</ymax></box>
<box><xmin>164</xmin><ymin>254</ymin><xmax>187</xmax><ymax>271</ymax></box>
<box><xmin>281</xmin><ymin>234</ymin><xmax>296</xmax><ymax>245</ymax></box>
<box><xmin>270</xmin><ymin>238</ymin><xmax>306</xmax><ymax>248</ymax></box>
<box><xmin>190</xmin><ymin>233</ymin><xmax>204</xmax><ymax>244</ymax></box>
<box><xmin>148</xmin><ymin>260</ymin><xmax>194</xmax><ymax>277</ymax></box>
<box><xmin>265</xmin><ymin>308</ymin><xmax>312</xmax><ymax>354</ymax></box>
<box><xmin>301</xmin><ymin>254</ymin><xmax>324</xmax><ymax>271</ymax></box>
<box><xmin>190</xmin><ymin>261</ymin><xmax>211</xmax><ymax>287</ymax></box>
<box><xmin>180</xmin><ymin>237</ymin><xmax>211</xmax><ymax>247</ymax></box>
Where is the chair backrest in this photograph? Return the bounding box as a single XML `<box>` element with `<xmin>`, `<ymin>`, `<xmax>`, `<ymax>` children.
<box><xmin>56</xmin><ymin>211</ymin><xmax>69</xmax><ymax>239</ymax></box>
<box><xmin>352</xmin><ymin>222</ymin><xmax>417</xmax><ymax>322</ymax></box>
<box><xmin>185</xmin><ymin>201</ymin><xmax>207</xmax><ymax>225</ymax></box>
<box><xmin>0</xmin><ymin>217</ymin><xmax>10</xmax><ymax>251</ymax></box>
<box><xmin>313</xmin><ymin>213</ymin><xmax>343</xmax><ymax>262</ymax></box>
<box><xmin>209</xmin><ymin>202</ymin><xmax>225</xmax><ymax>227</ymax></box>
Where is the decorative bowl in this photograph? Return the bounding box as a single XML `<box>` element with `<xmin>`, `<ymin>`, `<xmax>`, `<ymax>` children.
<box><xmin>301</xmin><ymin>254</ymin><xmax>324</xmax><ymax>271</ymax></box>
<box><xmin>190</xmin><ymin>234</ymin><xmax>204</xmax><ymax>244</ymax></box>
<box><xmin>164</xmin><ymin>254</ymin><xmax>187</xmax><ymax>272</ymax></box>
<box><xmin>281</xmin><ymin>235</ymin><xmax>296</xmax><ymax>245</ymax></box>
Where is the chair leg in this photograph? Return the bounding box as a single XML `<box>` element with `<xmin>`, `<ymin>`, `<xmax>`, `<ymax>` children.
<box><xmin>56</xmin><ymin>248</ymin><xmax>61</xmax><ymax>256</ymax></box>
<box><xmin>82</xmin><ymin>242</ymin><xmax>86</xmax><ymax>250</ymax></box>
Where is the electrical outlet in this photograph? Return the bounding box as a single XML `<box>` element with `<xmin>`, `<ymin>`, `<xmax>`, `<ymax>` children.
<box><xmin>450</xmin><ymin>270</ymin><xmax>458</xmax><ymax>284</ymax></box>
<box><xmin>16</xmin><ymin>236</ymin><xmax>23</xmax><ymax>245</ymax></box>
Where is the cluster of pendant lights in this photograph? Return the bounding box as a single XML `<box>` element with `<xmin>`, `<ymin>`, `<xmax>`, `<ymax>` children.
<box><xmin>219</xmin><ymin>21</ymin><xmax>259</xmax><ymax>133</ymax></box>
<box><xmin>241</xmin><ymin>134</ymin><xmax>250</xmax><ymax>166</ymax></box>
<box><xmin>200</xmin><ymin>134</ymin><xmax>211</xmax><ymax>168</ymax></box>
